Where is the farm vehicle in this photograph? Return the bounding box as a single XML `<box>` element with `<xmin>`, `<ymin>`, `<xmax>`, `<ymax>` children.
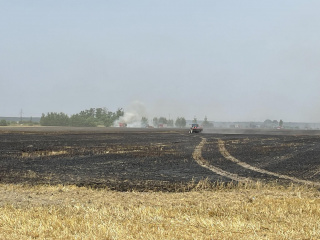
<box><xmin>189</xmin><ymin>123</ymin><xmax>203</xmax><ymax>133</ymax></box>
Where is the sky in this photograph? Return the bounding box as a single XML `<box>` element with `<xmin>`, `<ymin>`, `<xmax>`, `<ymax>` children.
<box><xmin>1</xmin><ymin>1</ymin><xmax>320</xmax><ymax>122</ymax></box>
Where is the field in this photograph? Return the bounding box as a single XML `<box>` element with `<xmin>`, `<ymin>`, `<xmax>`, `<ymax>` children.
<box><xmin>1</xmin><ymin>127</ymin><xmax>320</xmax><ymax>190</ymax></box>
<box><xmin>1</xmin><ymin>127</ymin><xmax>320</xmax><ymax>239</ymax></box>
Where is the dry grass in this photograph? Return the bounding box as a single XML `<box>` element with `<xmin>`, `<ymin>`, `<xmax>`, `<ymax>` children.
<box><xmin>0</xmin><ymin>181</ymin><xmax>320</xmax><ymax>239</ymax></box>
<box><xmin>19</xmin><ymin>145</ymin><xmax>178</xmax><ymax>159</ymax></box>
<box><xmin>21</xmin><ymin>150</ymin><xmax>68</xmax><ymax>158</ymax></box>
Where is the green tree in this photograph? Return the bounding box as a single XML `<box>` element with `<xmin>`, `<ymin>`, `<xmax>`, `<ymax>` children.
<box><xmin>167</xmin><ymin>119</ymin><xmax>174</xmax><ymax>127</ymax></box>
<box><xmin>175</xmin><ymin>117</ymin><xmax>186</xmax><ymax>128</ymax></box>
<box><xmin>69</xmin><ymin>114</ymin><xmax>97</xmax><ymax>127</ymax></box>
<box><xmin>69</xmin><ymin>114</ymin><xmax>83</xmax><ymax>127</ymax></box>
<box><xmin>115</xmin><ymin>108</ymin><xmax>124</xmax><ymax>118</ymax></box>
<box><xmin>95</xmin><ymin>108</ymin><xmax>104</xmax><ymax>119</ymax></box>
<box><xmin>40</xmin><ymin>112</ymin><xmax>69</xmax><ymax>126</ymax></box>
<box><xmin>103</xmin><ymin>108</ymin><xmax>124</xmax><ymax>127</ymax></box>
<box><xmin>158</xmin><ymin>117</ymin><xmax>168</xmax><ymax>125</ymax></box>
<box><xmin>40</xmin><ymin>107</ymin><xmax>125</xmax><ymax>127</ymax></box>
<box><xmin>264</xmin><ymin>119</ymin><xmax>272</xmax><ymax>124</ymax></box>
<box><xmin>279</xmin><ymin>119</ymin><xmax>284</xmax><ymax>128</ymax></box>
<box><xmin>0</xmin><ymin>119</ymin><xmax>7</xmax><ymax>126</ymax></box>
<box><xmin>141</xmin><ymin>117</ymin><xmax>148</xmax><ymax>127</ymax></box>
<box><xmin>192</xmin><ymin>117</ymin><xmax>197</xmax><ymax>124</ymax></box>
<box><xmin>153</xmin><ymin>117</ymin><xmax>159</xmax><ymax>127</ymax></box>
<box><xmin>202</xmin><ymin>116</ymin><xmax>214</xmax><ymax>128</ymax></box>
<box><xmin>263</xmin><ymin>119</ymin><xmax>273</xmax><ymax>128</ymax></box>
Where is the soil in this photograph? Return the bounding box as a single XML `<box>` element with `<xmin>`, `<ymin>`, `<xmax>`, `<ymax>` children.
<box><xmin>1</xmin><ymin>126</ymin><xmax>320</xmax><ymax>191</ymax></box>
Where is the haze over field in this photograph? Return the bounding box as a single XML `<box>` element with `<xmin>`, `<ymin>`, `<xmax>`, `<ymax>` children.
<box><xmin>1</xmin><ymin>1</ymin><xmax>320</xmax><ymax>122</ymax></box>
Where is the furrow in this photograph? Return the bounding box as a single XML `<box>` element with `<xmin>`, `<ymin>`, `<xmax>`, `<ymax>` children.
<box><xmin>192</xmin><ymin>138</ymin><xmax>250</xmax><ymax>182</ymax></box>
<box><xmin>218</xmin><ymin>139</ymin><xmax>320</xmax><ymax>187</ymax></box>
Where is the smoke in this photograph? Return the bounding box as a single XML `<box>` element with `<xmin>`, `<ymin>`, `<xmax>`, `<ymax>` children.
<box><xmin>115</xmin><ymin>100</ymin><xmax>148</xmax><ymax>127</ymax></box>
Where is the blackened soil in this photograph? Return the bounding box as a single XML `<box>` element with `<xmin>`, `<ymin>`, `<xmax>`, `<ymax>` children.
<box><xmin>1</xmin><ymin>127</ymin><xmax>320</xmax><ymax>191</ymax></box>
<box><xmin>221</xmin><ymin>134</ymin><xmax>320</xmax><ymax>181</ymax></box>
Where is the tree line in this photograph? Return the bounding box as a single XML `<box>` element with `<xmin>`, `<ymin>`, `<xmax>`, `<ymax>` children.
<box><xmin>1</xmin><ymin>108</ymin><xmax>214</xmax><ymax>129</ymax></box>
<box><xmin>40</xmin><ymin>108</ymin><xmax>124</xmax><ymax>127</ymax></box>
<box><xmin>149</xmin><ymin>116</ymin><xmax>186</xmax><ymax>128</ymax></box>
<box><xmin>143</xmin><ymin>116</ymin><xmax>213</xmax><ymax>128</ymax></box>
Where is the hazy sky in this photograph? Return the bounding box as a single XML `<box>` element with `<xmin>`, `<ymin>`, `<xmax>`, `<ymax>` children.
<box><xmin>1</xmin><ymin>1</ymin><xmax>320</xmax><ymax>122</ymax></box>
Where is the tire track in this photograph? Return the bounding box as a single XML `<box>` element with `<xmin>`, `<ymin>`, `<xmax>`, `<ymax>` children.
<box><xmin>218</xmin><ymin>139</ymin><xmax>320</xmax><ymax>187</ymax></box>
<box><xmin>192</xmin><ymin>138</ymin><xmax>250</xmax><ymax>182</ymax></box>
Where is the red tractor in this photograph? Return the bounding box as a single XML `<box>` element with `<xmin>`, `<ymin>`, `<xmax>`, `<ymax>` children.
<box><xmin>119</xmin><ymin>122</ymin><xmax>127</xmax><ymax>127</ymax></box>
<box><xmin>189</xmin><ymin>123</ymin><xmax>203</xmax><ymax>133</ymax></box>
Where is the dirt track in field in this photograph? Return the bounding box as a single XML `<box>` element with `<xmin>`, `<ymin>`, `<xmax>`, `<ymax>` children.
<box><xmin>1</xmin><ymin>127</ymin><xmax>320</xmax><ymax>191</ymax></box>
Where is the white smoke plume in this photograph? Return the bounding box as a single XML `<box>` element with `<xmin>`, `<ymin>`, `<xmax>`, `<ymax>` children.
<box><xmin>115</xmin><ymin>101</ymin><xmax>148</xmax><ymax>127</ymax></box>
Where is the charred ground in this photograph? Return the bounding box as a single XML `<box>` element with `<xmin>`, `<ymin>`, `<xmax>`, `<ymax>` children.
<box><xmin>1</xmin><ymin>127</ymin><xmax>320</xmax><ymax>191</ymax></box>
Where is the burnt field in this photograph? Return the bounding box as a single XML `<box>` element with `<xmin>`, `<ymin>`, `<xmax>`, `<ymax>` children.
<box><xmin>1</xmin><ymin>127</ymin><xmax>320</xmax><ymax>191</ymax></box>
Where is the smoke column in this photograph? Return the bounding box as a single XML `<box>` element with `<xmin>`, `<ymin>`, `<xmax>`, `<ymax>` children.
<box><xmin>115</xmin><ymin>101</ymin><xmax>148</xmax><ymax>127</ymax></box>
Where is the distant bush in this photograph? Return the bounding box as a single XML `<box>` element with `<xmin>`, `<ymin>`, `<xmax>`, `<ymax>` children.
<box><xmin>175</xmin><ymin>117</ymin><xmax>186</xmax><ymax>128</ymax></box>
<box><xmin>69</xmin><ymin>114</ymin><xmax>96</xmax><ymax>127</ymax></box>
<box><xmin>40</xmin><ymin>112</ymin><xmax>70</xmax><ymax>126</ymax></box>
<box><xmin>0</xmin><ymin>119</ymin><xmax>8</xmax><ymax>126</ymax></box>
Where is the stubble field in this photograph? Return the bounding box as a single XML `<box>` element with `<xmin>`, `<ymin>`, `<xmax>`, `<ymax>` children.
<box><xmin>1</xmin><ymin>126</ymin><xmax>320</xmax><ymax>239</ymax></box>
